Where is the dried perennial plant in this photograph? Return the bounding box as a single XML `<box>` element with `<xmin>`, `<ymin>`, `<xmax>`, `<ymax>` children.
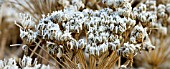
<box><xmin>14</xmin><ymin>0</ymin><xmax>170</xmax><ymax>68</ymax></box>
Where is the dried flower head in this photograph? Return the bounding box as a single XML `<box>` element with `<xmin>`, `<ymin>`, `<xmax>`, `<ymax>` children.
<box><xmin>13</xmin><ymin>0</ymin><xmax>170</xmax><ymax>68</ymax></box>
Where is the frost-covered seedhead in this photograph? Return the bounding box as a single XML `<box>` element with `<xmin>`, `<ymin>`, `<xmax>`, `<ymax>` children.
<box><xmin>16</xmin><ymin>0</ymin><xmax>170</xmax><ymax>65</ymax></box>
<box><xmin>0</xmin><ymin>55</ymin><xmax>49</xmax><ymax>69</ymax></box>
<box><xmin>117</xmin><ymin>42</ymin><xmax>139</xmax><ymax>57</ymax></box>
<box><xmin>0</xmin><ymin>58</ymin><xmax>18</xmax><ymax>69</ymax></box>
<box><xmin>130</xmin><ymin>23</ymin><xmax>145</xmax><ymax>43</ymax></box>
<box><xmin>17</xmin><ymin>4</ymin><xmax>156</xmax><ymax>56</ymax></box>
<box><xmin>15</xmin><ymin>14</ymin><xmax>38</xmax><ymax>44</ymax></box>
<box><xmin>18</xmin><ymin>13</ymin><xmax>36</xmax><ymax>29</ymax></box>
<box><xmin>20</xmin><ymin>55</ymin><xmax>50</xmax><ymax>69</ymax></box>
<box><xmin>14</xmin><ymin>0</ymin><xmax>170</xmax><ymax>68</ymax></box>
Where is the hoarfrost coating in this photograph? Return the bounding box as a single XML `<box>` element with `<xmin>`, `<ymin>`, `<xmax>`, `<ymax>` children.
<box><xmin>15</xmin><ymin>0</ymin><xmax>170</xmax><ymax>66</ymax></box>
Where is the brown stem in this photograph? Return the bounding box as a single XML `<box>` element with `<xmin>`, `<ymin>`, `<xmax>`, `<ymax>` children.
<box><xmin>30</xmin><ymin>41</ymin><xmax>41</xmax><ymax>57</ymax></box>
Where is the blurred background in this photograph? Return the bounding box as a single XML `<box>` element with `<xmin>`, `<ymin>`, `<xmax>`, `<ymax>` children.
<box><xmin>0</xmin><ymin>0</ymin><xmax>170</xmax><ymax>69</ymax></box>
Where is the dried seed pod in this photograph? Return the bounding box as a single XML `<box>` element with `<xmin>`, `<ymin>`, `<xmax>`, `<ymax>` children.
<box><xmin>89</xmin><ymin>47</ymin><xmax>95</xmax><ymax>55</ymax></box>
<box><xmin>108</xmin><ymin>42</ymin><xmax>116</xmax><ymax>50</ymax></box>
<box><xmin>138</xmin><ymin>3</ymin><xmax>147</xmax><ymax>12</ymax></box>
<box><xmin>142</xmin><ymin>28</ymin><xmax>155</xmax><ymax>51</ymax></box>
<box><xmin>57</xmin><ymin>48</ymin><xmax>63</xmax><ymax>58</ymax></box>
<box><xmin>60</xmin><ymin>32</ymin><xmax>72</xmax><ymax>42</ymax></box>
<box><xmin>130</xmin><ymin>23</ymin><xmax>145</xmax><ymax>43</ymax></box>
<box><xmin>78</xmin><ymin>39</ymin><xmax>86</xmax><ymax>49</ymax></box>
<box><xmin>19</xmin><ymin>13</ymin><xmax>36</xmax><ymax>29</ymax></box>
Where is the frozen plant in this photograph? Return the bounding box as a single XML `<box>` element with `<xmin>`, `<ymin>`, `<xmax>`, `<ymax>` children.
<box><xmin>13</xmin><ymin>0</ymin><xmax>170</xmax><ymax>69</ymax></box>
